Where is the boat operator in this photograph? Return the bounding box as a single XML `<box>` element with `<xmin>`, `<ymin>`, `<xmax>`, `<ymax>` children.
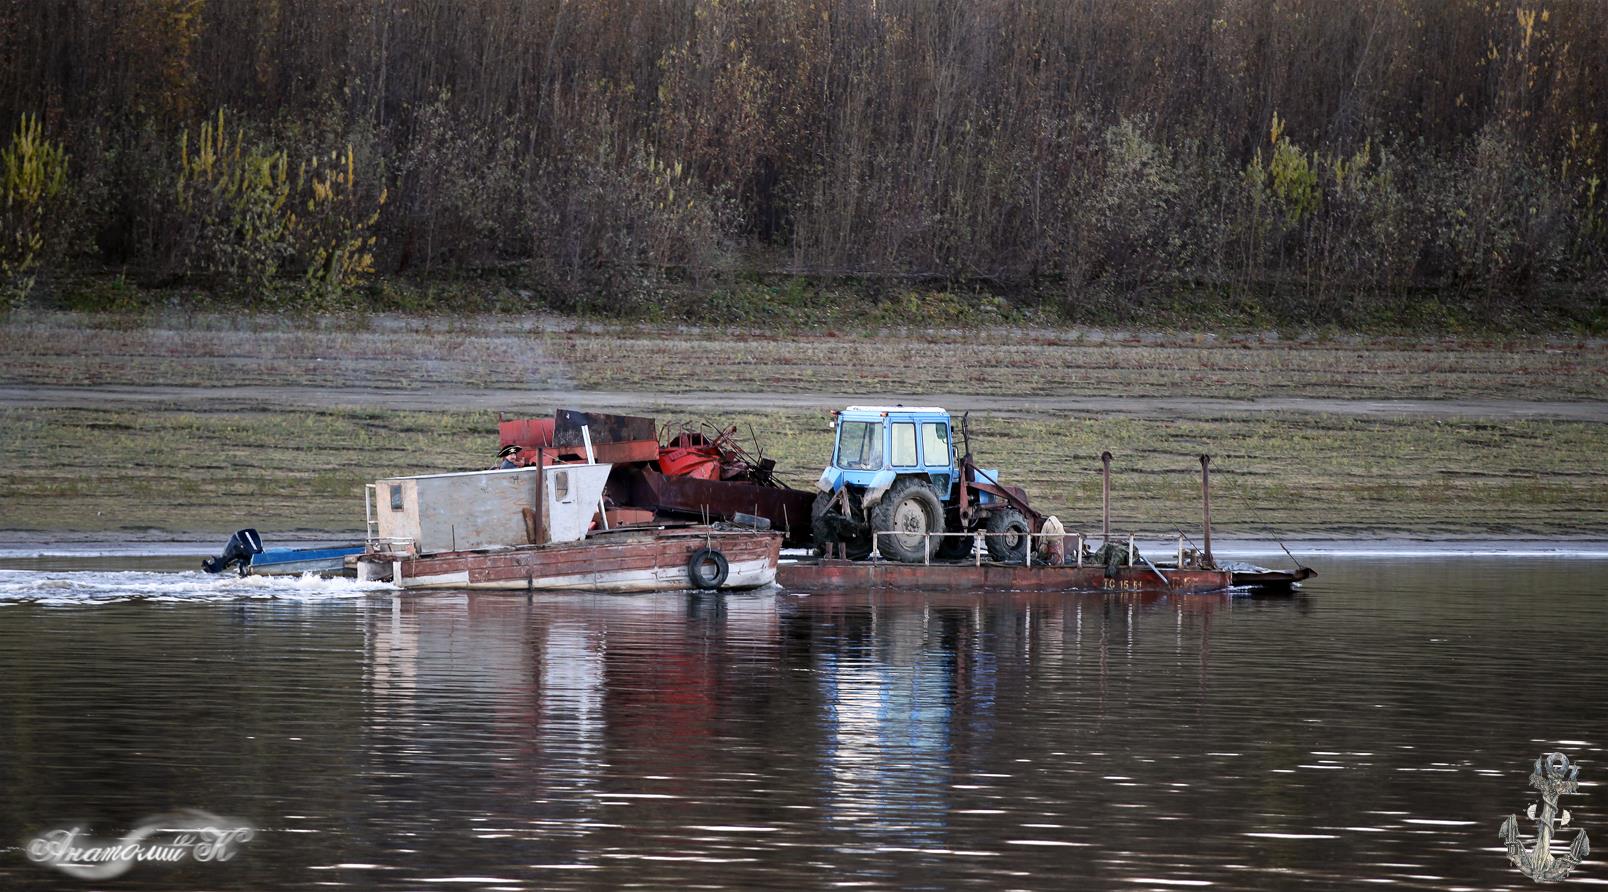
<box><xmin>496</xmin><ymin>445</ymin><xmax>522</xmax><ymax>469</ymax></box>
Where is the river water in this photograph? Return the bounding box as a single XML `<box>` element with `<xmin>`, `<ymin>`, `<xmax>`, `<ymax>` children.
<box><xmin>0</xmin><ymin>554</ymin><xmax>1603</xmax><ymax>890</ymax></box>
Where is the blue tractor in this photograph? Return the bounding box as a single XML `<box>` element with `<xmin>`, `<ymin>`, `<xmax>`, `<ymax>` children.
<box><xmin>812</xmin><ymin>406</ymin><xmax>1044</xmax><ymax>563</ymax></box>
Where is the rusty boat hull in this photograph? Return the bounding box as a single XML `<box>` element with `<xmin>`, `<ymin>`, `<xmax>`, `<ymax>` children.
<box><xmin>777</xmin><ymin>558</ymin><xmax>1235</xmax><ymax>594</ymax></box>
<box><xmin>368</xmin><ymin>528</ymin><xmax>783</xmax><ymax>593</ymax></box>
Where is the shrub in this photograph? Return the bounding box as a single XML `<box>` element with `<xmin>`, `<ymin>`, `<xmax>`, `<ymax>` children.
<box><xmin>393</xmin><ymin>90</ymin><xmax>523</xmax><ymax>270</ymax></box>
<box><xmin>1078</xmin><ymin>118</ymin><xmax>1183</xmax><ymax>288</ymax></box>
<box><xmin>172</xmin><ymin>109</ymin><xmax>294</xmax><ymax>300</ymax></box>
<box><xmin>296</xmin><ymin>144</ymin><xmax>386</xmax><ymax>304</ymax></box>
<box><xmin>523</xmin><ymin>108</ymin><xmax>731</xmax><ymax>312</ymax></box>
<box><xmin>1435</xmin><ymin>124</ymin><xmax>1567</xmax><ymax>295</ymax></box>
<box><xmin>1</xmin><ymin>114</ymin><xmax>72</xmax><ymax>307</ymax></box>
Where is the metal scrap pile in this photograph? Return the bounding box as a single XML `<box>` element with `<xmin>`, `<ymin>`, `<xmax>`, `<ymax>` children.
<box><xmin>656</xmin><ymin>421</ymin><xmax>783</xmax><ymax>487</ymax></box>
<box><xmin>495</xmin><ymin>410</ymin><xmax>815</xmax><ymax>547</ymax></box>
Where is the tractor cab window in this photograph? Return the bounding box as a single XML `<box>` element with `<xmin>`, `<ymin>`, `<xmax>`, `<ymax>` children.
<box><xmin>835</xmin><ymin>420</ymin><xmax>884</xmax><ymax>470</ymax></box>
<box><xmin>891</xmin><ymin>422</ymin><xmax>918</xmax><ymax>467</ymax></box>
<box><xmin>921</xmin><ymin>422</ymin><xmax>950</xmax><ymax>466</ymax></box>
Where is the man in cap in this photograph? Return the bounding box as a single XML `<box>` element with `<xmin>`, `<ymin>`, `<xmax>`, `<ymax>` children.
<box><xmin>496</xmin><ymin>445</ymin><xmax>522</xmax><ymax>469</ymax></box>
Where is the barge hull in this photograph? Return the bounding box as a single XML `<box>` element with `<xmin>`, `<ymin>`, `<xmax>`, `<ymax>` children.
<box><xmin>404</xmin><ymin>555</ymin><xmax>775</xmax><ymax>592</ymax></box>
<box><xmin>381</xmin><ymin>530</ymin><xmax>782</xmax><ymax>593</ymax></box>
<box><xmin>778</xmin><ymin>559</ymin><xmax>1233</xmax><ymax>594</ymax></box>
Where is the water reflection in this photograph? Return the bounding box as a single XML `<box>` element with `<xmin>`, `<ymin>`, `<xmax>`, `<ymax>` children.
<box><xmin>1</xmin><ymin>560</ymin><xmax>1603</xmax><ymax>890</ymax></box>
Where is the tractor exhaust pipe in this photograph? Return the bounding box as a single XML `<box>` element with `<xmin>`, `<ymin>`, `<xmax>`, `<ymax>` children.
<box><xmin>1101</xmin><ymin>451</ymin><xmax>1112</xmax><ymax>545</ymax></box>
<box><xmin>1199</xmin><ymin>454</ymin><xmax>1214</xmax><ymax>567</ymax></box>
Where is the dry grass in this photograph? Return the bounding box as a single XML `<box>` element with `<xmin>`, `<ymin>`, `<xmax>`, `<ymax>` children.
<box><xmin>2</xmin><ymin>311</ymin><xmax>1604</xmax><ymax>400</ymax></box>
<box><xmin>3</xmin><ymin>405</ymin><xmax>1603</xmax><ymax>537</ymax></box>
<box><xmin>4</xmin><ymin>312</ymin><xmax>1601</xmax><ymax>537</ymax></box>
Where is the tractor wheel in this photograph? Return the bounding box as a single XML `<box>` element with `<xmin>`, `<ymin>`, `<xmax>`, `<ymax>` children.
<box><xmin>936</xmin><ymin>531</ymin><xmax>975</xmax><ymax>561</ymax></box>
<box><xmin>985</xmin><ymin>508</ymin><xmax>1031</xmax><ymax>563</ymax></box>
<box><xmin>812</xmin><ymin>490</ymin><xmax>872</xmax><ymax>560</ymax></box>
<box><xmin>869</xmin><ymin>478</ymin><xmax>944</xmax><ymax>563</ymax></box>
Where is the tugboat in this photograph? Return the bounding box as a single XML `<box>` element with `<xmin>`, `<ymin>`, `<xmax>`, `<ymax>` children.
<box><xmin>357</xmin><ymin>449</ymin><xmax>780</xmax><ymax>593</ymax></box>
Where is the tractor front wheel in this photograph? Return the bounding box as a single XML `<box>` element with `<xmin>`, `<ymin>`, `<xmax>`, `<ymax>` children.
<box><xmin>985</xmin><ymin>508</ymin><xmax>1031</xmax><ymax>563</ymax></box>
<box><xmin>870</xmin><ymin>478</ymin><xmax>944</xmax><ymax>563</ymax></box>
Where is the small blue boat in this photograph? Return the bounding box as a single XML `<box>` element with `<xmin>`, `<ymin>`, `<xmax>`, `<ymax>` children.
<box><xmin>249</xmin><ymin>544</ymin><xmax>364</xmax><ymax>577</ymax></box>
<box><xmin>202</xmin><ymin>529</ymin><xmax>363</xmax><ymax>578</ymax></box>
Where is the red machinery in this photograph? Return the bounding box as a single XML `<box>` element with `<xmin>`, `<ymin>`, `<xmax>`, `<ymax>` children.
<box><xmin>496</xmin><ymin>411</ymin><xmax>816</xmax><ymax>546</ymax></box>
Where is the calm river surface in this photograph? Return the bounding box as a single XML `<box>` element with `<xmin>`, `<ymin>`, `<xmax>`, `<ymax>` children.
<box><xmin>0</xmin><ymin>555</ymin><xmax>1603</xmax><ymax>890</ymax></box>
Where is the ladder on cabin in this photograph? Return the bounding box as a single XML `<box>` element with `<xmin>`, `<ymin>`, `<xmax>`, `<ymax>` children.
<box><xmin>364</xmin><ymin>484</ymin><xmax>380</xmax><ymax>544</ymax></box>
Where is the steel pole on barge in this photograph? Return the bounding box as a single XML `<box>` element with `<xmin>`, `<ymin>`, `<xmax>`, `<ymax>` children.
<box><xmin>535</xmin><ymin>447</ymin><xmax>546</xmax><ymax>543</ymax></box>
<box><xmin>1199</xmin><ymin>454</ymin><xmax>1214</xmax><ymax>567</ymax></box>
<box><xmin>1101</xmin><ymin>451</ymin><xmax>1113</xmax><ymax>545</ymax></box>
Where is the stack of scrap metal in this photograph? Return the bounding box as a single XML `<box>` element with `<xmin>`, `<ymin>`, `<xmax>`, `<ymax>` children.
<box><xmin>496</xmin><ymin>409</ymin><xmax>816</xmax><ymax>547</ymax></box>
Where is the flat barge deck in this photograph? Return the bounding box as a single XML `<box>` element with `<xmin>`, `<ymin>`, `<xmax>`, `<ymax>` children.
<box><xmin>778</xmin><ymin>559</ymin><xmax>1251</xmax><ymax>594</ymax></box>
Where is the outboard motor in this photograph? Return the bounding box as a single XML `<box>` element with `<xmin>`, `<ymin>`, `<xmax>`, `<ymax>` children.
<box><xmin>202</xmin><ymin>528</ymin><xmax>263</xmax><ymax>576</ymax></box>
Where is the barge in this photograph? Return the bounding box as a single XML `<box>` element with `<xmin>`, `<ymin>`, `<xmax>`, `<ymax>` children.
<box><xmin>362</xmin><ymin>527</ymin><xmax>781</xmax><ymax>592</ymax></box>
<box><xmin>777</xmin><ymin>556</ymin><xmax>1311</xmax><ymax>594</ymax></box>
<box><xmin>201</xmin><ymin>406</ymin><xmax>1313</xmax><ymax>598</ymax></box>
<box><xmin>779</xmin><ymin>558</ymin><xmax>1232</xmax><ymax>594</ymax></box>
<box><xmin>356</xmin><ymin>448</ymin><xmax>781</xmax><ymax>593</ymax></box>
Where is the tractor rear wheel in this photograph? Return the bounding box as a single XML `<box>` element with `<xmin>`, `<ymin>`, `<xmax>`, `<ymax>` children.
<box><xmin>870</xmin><ymin>478</ymin><xmax>944</xmax><ymax>563</ymax></box>
<box><xmin>985</xmin><ymin>508</ymin><xmax>1031</xmax><ymax>563</ymax></box>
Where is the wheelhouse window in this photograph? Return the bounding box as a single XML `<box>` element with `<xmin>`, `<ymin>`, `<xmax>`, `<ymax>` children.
<box><xmin>835</xmin><ymin>420</ymin><xmax>883</xmax><ymax>470</ymax></box>
<box><xmin>891</xmin><ymin>422</ymin><xmax>917</xmax><ymax>467</ymax></box>
<box><xmin>921</xmin><ymin>422</ymin><xmax>950</xmax><ymax>466</ymax></box>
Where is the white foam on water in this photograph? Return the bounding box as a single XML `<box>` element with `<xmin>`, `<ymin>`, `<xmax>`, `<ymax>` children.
<box><xmin>0</xmin><ymin>568</ymin><xmax>392</xmax><ymax>606</ymax></box>
<box><xmin>0</xmin><ymin>544</ymin><xmax>209</xmax><ymax>559</ymax></box>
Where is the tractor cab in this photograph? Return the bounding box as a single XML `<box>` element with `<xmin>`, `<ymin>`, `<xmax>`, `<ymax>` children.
<box><xmin>812</xmin><ymin>405</ymin><xmax>1040</xmax><ymax>564</ymax></box>
<box><xmin>819</xmin><ymin>406</ymin><xmax>957</xmax><ymax>503</ymax></box>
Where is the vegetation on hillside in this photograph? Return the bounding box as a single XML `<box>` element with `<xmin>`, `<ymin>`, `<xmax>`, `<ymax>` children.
<box><xmin>0</xmin><ymin>0</ymin><xmax>1603</xmax><ymax>328</ymax></box>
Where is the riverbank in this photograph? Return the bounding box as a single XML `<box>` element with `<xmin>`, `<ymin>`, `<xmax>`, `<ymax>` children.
<box><xmin>2</xmin><ymin>312</ymin><xmax>1604</xmax><ymax>538</ymax></box>
<box><xmin>3</xmin><ymin>406</ymin><xmax>1603</xmax><ymax>538</ymax></box>
<box><xmin>5</xmin><ymin>310</ymin><xmax>1604</xmax><ymax>400</ymax></box>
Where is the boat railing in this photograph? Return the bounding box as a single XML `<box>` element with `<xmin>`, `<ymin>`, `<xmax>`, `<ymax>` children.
<box><xmin>868</xmin><ymin>529</ymin><xmax>1207</xmax><ymax>569</ymax></box>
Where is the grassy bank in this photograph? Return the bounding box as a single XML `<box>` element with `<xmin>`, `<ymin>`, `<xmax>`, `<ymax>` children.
<box><xmin>4</xmin><ymin>310</ymin><xmax>1605</xmax><ymax>401</ymax></box>
<box><xmin>3</xmin><ymin>406</ymin><xmax>1603</xmax><ymax>538</ymax></box>
<box><xmin>4</xmin><ymin>311</ymin><xmax>1603</xmax><ymax>539</ymax></box>
<box><xmin>29</xmin><ymin>272</ymin><xmax>1608</xmax><ymax>337</ymax></box>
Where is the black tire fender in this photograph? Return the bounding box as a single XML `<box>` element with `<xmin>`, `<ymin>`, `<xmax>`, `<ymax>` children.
<box><xmin>687</xmin><ymin>547</ymin><xmax>730</xmax><ymax>590</ymax></box>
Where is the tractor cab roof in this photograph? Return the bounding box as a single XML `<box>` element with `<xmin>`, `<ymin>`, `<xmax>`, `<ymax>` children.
<box><xmin>839</xmin><ymin>406</ymin><xmax>949</xmax><ymax>416</ymax></box>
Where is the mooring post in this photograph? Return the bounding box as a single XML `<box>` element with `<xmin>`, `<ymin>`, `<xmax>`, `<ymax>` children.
<box><xmin>1199</xmin><ymin>454</ymin><xmax>1214</xmax><ymax>567</ymax></box>
<box><xmin>1101</xmin><ymin>451</ymin><xmax>1113</xmax><ymax>545</ymax></box>
<box><xmin>535</xmin><ymin>447</ymin><xmax>546</xmax><ymax>544</ymax></box>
